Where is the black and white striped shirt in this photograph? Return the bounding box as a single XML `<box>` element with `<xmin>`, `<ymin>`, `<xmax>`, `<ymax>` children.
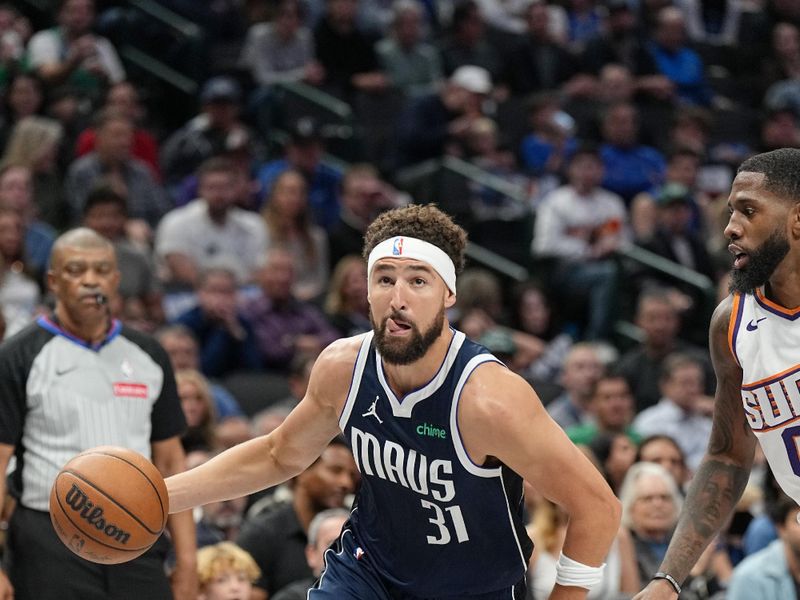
<box><xmin>0</xmin><ymin>316</ymin><xmax>186</xmax><ymax>511</ymax></box>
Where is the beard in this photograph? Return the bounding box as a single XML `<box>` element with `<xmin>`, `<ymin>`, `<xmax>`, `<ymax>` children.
<box><xmin>372</xmin><ymin>307</ymin><xmax>445</xmax><ymax>365</ymax></box>
<box><xmin>729</xmin><ymin>229</ymin><xmax>790</xmax><ymax>294</ymax></box>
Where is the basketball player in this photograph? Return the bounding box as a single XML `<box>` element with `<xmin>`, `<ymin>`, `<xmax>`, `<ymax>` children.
<box><xmin>0</xmin><ymin>228</ymin><xmax>197</xmax><ymax>599</ymax></box>
<box><xmin>635</xmin><ymin>149</ymin><xmax>800</xmax><ymax>599</ymax></box>
<box><xmin>168</xmin><ymin>204</ymin><xmax>621</xmax><ymax>599</ymax></box>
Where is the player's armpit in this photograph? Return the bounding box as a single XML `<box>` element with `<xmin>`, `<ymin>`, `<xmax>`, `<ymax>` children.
<box><xmin>458</xmin><ymin>364</ymin><xmax>620</xmax><ymax>568</ymax></box>
<box><xmin>654</xmin><ymin>297</ymin><xmax>754</xmax><ymax>588</ymax></box>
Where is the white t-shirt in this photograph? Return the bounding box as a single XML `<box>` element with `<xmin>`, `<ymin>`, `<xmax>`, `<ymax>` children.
<box><xmin>27</xmin><ymin>27</ymin><xmax>125</xmax><ymax>83</ymax></box>
<box><xmin>155</xmin><ymin>199</ymin><xmax>268</xmax><ymax>283</ymax></box>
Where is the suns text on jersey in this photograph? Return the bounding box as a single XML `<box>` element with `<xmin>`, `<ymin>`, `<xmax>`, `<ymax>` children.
<box><xmin>741</xmin><ymin>365</ymin><xmax>800</xmax><ymax>432</ymax></box>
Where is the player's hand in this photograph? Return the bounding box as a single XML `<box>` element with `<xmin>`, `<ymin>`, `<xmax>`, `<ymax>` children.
<box><xmin>632</xmin><ymin>579</ymin><xmax>679</xmax><ymax>600</ymax></box>
<box><xmin>170</xmin><ymin>561</ymin><xmax>198</xmax><ymax>600</ymax></box>
<box><xmin>0</xmin><ymin>568</ymin><xmax>14</xmax><ymax>599</ymax></box>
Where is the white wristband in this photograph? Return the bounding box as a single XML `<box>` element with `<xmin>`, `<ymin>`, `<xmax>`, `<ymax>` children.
<box><xmin>554</xmin><ymin>552</ymin><xmax>606</xmax><ymax>590</ymax></box>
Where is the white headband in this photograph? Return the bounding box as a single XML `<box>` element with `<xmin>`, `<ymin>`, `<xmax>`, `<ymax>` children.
<box><xmin>367</xmin><ymin>236</ymin><xmax>457</xmax><ymax>293</ymax></box>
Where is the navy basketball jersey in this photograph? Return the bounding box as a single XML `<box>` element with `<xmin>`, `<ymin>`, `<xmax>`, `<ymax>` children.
<box><xmin>339</xmin><ymin>330</ymin><xmax>533</xmax><ymax>597</ymax></box>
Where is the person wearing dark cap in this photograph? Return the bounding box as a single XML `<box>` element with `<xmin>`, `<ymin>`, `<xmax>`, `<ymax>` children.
<box><xmin>255</xmin><ymin>116</ymin><xmax>342</xmax><ymax>231</ymax></box>
<box><xmin>161</xmin><ymin>75</ymin><xmax>253</xmax><ymax>191</ymax></box>
<box><xmin>639</xmin><ymin>182</ymin><xmax>716</xmax><ymax>283</ymax></box>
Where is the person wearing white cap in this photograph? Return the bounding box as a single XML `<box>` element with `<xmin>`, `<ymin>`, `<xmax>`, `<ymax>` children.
<box><xmin>166</xmin><ymin>203</ymin><xmax>621</xmax><ymax>600</ymax></box>
<box><xmin>396</xmin><ymin>64</ymin><xmax>492</xmax><ymax>166</ymax></box>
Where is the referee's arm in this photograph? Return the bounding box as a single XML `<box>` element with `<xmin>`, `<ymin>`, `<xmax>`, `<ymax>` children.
<box><xmin>153</xmin><ymin>437</ymin><xmax>197</xmax><ymax>600</ymax></box>
<box><xmin>0</xmin><ymin>443</ymin><xmax>15</xmax><ymax>599</ymax></box>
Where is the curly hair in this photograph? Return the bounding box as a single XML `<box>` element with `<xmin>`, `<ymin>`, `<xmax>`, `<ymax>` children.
<box><xmin>362</xmin><ymin>204</ymin><xmax>467</xmax><ymax>275</ymax></box>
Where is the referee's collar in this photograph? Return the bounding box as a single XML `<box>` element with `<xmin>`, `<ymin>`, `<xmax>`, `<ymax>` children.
<box><xmin>37</xmin><ymin>314</ymin><xmax>122</xmax><ymax>352</ymax></box>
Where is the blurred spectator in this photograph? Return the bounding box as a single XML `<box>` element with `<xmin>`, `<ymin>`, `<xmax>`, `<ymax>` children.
<box><xmin>396</xmin><ymin>64</ymin><xmax>491</xmax><ymax>166</ymax></box>
<box><xmin>636</xmin><ymin>434</ymin><xmax>691</xmax><ymax>490</ymax></box>
<box><xmin>473</xmin><ymin>0</ymin><xmax>530</xmax><ymax>35</ymax></box>
<box><xmin>155</xmin><ymin>324</ymin><xmax>251</xmax><ymax>439</ymax></box>
<box><xmin>546</xmin><ymin>342</ymin><xmax>604</xmax><ymax>429</ymax></box>
<box><xmin>239</xmin><ymin>0</ymin><xmax>323</xmax><ymax>88</ymax></box>
<box><xmin>678</xmin><ymin>0</ymin><xmax>744</xmax><ymax>47</ymax></box>
<box><xmin>26</xmin><ymin>0</ymin><xmax>124</xmax><ymax>95</ymax></box>
<box><xmin>581</xmin><ymin>0</ymin><xmax>668</xmax><ymax>102</ymax></box>
<box><xmin>565</xmin><ymin>0</ymin><xmax>605</xmax><ymax>53</ymax></box>
<box><xmin>759</xmin><ymin>107</ymin><xmax>800</xmax><ymax>151</ymax></box>
<box><xmin>176</xmin><ymin>368</ymin><xmax>218</xmax><ymax>453</ymax></box>
<box><xmin>759</xmin><ymin>22</ymin><xmax>800</xmax><ymax>99</ymax></box>
<box><xmin>637</xmin><ymin>183</ymin><xmax>716</xmax><ymax>285</ymax></box>
<box><xmin>81</xmin><ymin>183</ymin><xmax>164</xmax><ymax>328</ymax></box>
<box><xmin>465</xmin><ymin>117</ymin><xmax>529</xmax><ymax>197</ymax></box>
<box><xmin>74</xmin><ymin>81</ymin><xmax>161</xmax><ymax>178</ymax></box>
<box><xmin>313</xmin><ymin>0</ymin><xmax>388</xmax><ymax>99</ymax></box>
<box><xmin>271</xmin><ymin>508</ymin><xmax>350</xmax><ymax>600</ymax></box>
<box><xmin>0</xmin><ymin>164</ymin><xmax>56</xmax><ymax>283</ymax></box>
<box><xmin>527</xmin><ymin>493</ymin><xmax>640</xmax><ymax>599</ymax></box>
<box><xmin>680</xmin><ymin>0</ymin><xmax>743</xmax><ymax>46</ymax></box>
<box><xmin>567</xmin><ymin>374</ymin><xmax>640</xmax><ymax>446</ymax></box>
<box><xmin>533</xmin><ymin>144</ymin><xmax>628</xmax><ymax>340</ymax></box>
<box><xmin>519</xmin><ymin>92</ymin><xmax>578</xmax><ymax>179</ymax></box>
<box><xmin>187</xmin><ymin>449</ymin><xmax>249</xmax><ymax>547</ymax></box>
<box><xmin>727</xmin><ymin>491</ymin><xmax>800</xmax><ymax>600</ymax></box>
<box><xmin>599</xmin><ymin>102</ymin><xmax>666</xmax><ymax>204</ymax></box>
<box><xmin>438</xmin><ymin>0</ymin><xmax>502</xmax><ymax>76</ymax></box>
<box><xmin>324</xmin><ymin>254</ymin><xmax>370</xmax><ymax>337</ymax></box>
<box><xmin>502</xmin><ymin>0</ymin><xmax>587</xmax><ymax>97</ymax></box>
<box><xmin>262</xmin><ymin>169</ymin><xmax>329</xmax><ymax>301</ymax></box>
<box><xmin>236</xmin><ymin>437</ymin><xmax>357</xmax><ymax>599</ymax></box>
<box><xmin>376</xmin><ymin>0</ymin><xmax>444</xmax><ymax>98</ymax></box>
<box><xmin>0</xmin><ymin>116</ymin><xmax>66</xmax><ymax>229</ymax></box>
<box><xmin>267</xmin><ymin>351</ymin><xmax>316</xmax><ymax>414</ymax></box>
<box><xmin>632</xmin><ymin>353</ymin><xmax>712</xmax><ymax>471</ymax></box>
<box><xmin>619</xmin><ymin>461</ymin><xmax>683</xmax><ymax>583</ymax></box>
<box><xmin>0</xmin><ymin>208</ymin><xmax>41</xmax><ymax>336</ymax></box>
<box><xmin>196</xmin><ymin>541</ymin><xmax>261</xmax><ymax>600</ymax></box>
<box><xmin>0</xmin><ymin>72</ymin><xmax>44</xmax><ymax>149</ymax></box>
<box><xmin>64</xmin><ymin>108</ymin><xmax>170</xmax><ymax>227</ymax></box>
<box><xmin>0</xmin><ymin>4</ymin><xmax>25</xmax><ymax>85</ymax></box>
<box><xmin>256</xmin><ymin>116</ymin><xmax>342</xmax><ymax>230</ymax></box>
<box><xmin>647</xmin><ymin>7</ymin><xmax>714</xmax><ymax>106</ymax></box>
<box><xmin>327</xmin><ymin>163</ymin><xmax>394</xmax><ymax>268</ymax></box>
<box><xmin>174</xmin><ymin>266</ymin><xmax>262</xmax><ymax>378</ymax></box>
<box><xmin>161</xmin><ymin>76</ymin><xmax>252</xmax><ymax>188</ymax></box>
<box><xmin>512</xmin><ymin>281</ymin><xmax>574</xmax><ymax>384</ymax></box>
<box><xmin>155</xmin><ymin>157</ymin><xmax>268</xmax><ymax>288</ymax></box>
<box><xmin>455</xmin><ymin>268</ymin><xmax>545</xmax><ymax>373</ymax></box>
<box><xmin>589</xmin><ymin>431</ymin><xmax>639</xmax><ymax>495</ymax></box>
<box><xmin>614</xmin><ymin>289</ymin><xmax>714</xmax><ymax>411</ymax></box>
<box><xmin>242</xmin><ymin>247</ymin><xmax>340</xmax><ymax>371</ymax></box>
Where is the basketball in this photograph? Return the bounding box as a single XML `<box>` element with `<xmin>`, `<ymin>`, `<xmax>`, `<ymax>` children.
<box><xmin>48</xmin><ymin>446</ymin><xmax>169</xmax><ymax>565</ymax></box>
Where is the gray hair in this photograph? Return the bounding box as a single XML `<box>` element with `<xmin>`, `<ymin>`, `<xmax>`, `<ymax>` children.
<box><xmin>308</xmin><ymin>508</ymin><xmax>350</xmax><ymax>547</ymax></box>
<box><xmin>619</xmin><ymin>461</ymin><xmax>683</xmax><ymax>530</ymax></box>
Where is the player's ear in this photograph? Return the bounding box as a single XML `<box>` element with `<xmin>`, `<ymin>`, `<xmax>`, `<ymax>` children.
<box><xmin>792</xmin><ymin>203</ymin><xmax>800</xmax><ymax>239</ymax></box>
<box><xmin>445</xmin><ymin>290</ymin><xmax>456</xmax><ymax>309</ymax></box>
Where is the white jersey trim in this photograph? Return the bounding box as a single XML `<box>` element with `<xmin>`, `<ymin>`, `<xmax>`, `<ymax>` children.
<box><xmin>449</xmin><ymin>354</ymin><xmax>503</xmax><ymax>478</ymax></box>
<box><xmin>377</xmin><ymin>330</ymin><xmax>466</xmax><ymax>419</ymax></box>
<box><xmin>338</xmin><ymin>332</ymin><xmax>373</xmax><ymax>432</ymax></box>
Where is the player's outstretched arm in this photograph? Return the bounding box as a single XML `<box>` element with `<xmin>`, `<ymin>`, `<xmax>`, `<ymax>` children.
<box><xmin>634</xmin><ymin>297</ymin><xmax>756</xmax><ymax>600</ymax></box>
<box><xmin>460</xmin><ymin>363</ymin><xmax>621</xmax><ymax>600</ymax></box>
<box><xmin>166</xmin><ymin>337</ymin><xmax>359</xmax><ymax>513</ymax></box>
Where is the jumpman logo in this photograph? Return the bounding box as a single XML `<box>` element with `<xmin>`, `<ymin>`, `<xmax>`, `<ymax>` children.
<box><xmin>362</xmin><ymin>396</ymin><xmax>383</xmax><ymax>424</ymax></box>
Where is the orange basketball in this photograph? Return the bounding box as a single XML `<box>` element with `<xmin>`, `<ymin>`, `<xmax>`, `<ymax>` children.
<box><xmin>48</xmin><ymin>446</ymin><xmax>169</xmax><ymax>565</ymax></box>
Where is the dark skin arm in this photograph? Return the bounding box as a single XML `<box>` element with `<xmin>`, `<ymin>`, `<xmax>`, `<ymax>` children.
<box><xmin>634</xmin><ymin>296</ymin><xmax>756</xmax><ymax>599</ymax></box>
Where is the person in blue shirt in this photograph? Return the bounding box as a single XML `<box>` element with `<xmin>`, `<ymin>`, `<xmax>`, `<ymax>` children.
<box><xmin>728</xmin><ymin>491</ymin><xmax>800</xmax><ymax>600</ymax></box>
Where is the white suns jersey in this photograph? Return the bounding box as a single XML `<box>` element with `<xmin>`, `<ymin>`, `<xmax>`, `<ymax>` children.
<box><xmin>730</xmin><ymin>289</ymin><xmax>800</xmax><ymax>505</ymax></box>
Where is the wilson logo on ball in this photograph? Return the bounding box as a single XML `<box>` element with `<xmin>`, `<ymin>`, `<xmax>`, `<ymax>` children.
<box><xmin>65</xmin><ymin>483</ymin><xmax>131</xmax><ymax>544</ymax></box>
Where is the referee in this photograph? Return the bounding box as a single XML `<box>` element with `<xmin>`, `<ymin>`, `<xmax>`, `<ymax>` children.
<box><xmin>0</xmin><ymin>228</ymin><xmax>197</xmax><ymax>599</ymax></box>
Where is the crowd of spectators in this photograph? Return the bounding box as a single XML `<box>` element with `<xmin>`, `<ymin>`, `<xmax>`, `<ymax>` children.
<box><xmin>2</xmin><ymin>0</ymin><xmax>800</xmax><ymax>598</ymax></box>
